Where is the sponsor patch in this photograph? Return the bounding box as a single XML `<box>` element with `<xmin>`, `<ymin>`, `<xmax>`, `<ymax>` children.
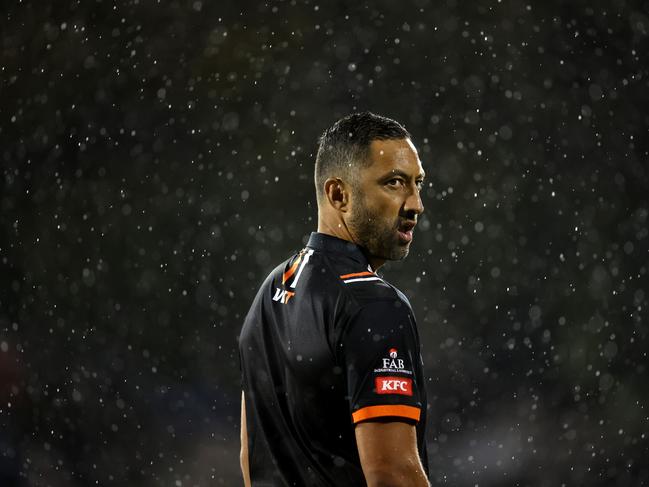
<box><xmin>373</xmin><ymin>347</ymin><xmax>412</xmax><ymax>375</ymax></box>
<box><xmin>375</xmin><ymin>376</ymin><xmax>413</xmax><ymax>396</ymax></box>
<box><xmin>272</xmin><ymin>287</ymin><xmax>296</xmax><ymax>304</ymax></box>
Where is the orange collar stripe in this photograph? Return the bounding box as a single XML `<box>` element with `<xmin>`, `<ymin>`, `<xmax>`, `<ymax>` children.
<box><xmin>282</xmin><ymin>255</ymin><xmax>303</xmax><ymax>284</ymax></box>
<box><xmin>339</xmin><ymin>271</ymin><xmax>375</xmax><ymax>280</ymax></box>
<box><xmin>351</xmin><ymin>405</ymin><xmax>420</xmax><ymax>424</ymax></box>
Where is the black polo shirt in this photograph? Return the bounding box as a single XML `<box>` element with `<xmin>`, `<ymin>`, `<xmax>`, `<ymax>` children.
<box><xmin>239</xmin><ymin>232</ymin><xmax>428</xmax><ymax>486</ymax></box>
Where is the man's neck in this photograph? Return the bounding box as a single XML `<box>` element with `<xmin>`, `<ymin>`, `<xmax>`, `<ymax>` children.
<box><xmin>316</xmin><ymin>219</ymin><xmax>385</xmax><ymax>271</ymax></box>
<box><xmin>316</xmin><ymin>219</ymin><xmax>352</xmax><ymax>242</ymax></box>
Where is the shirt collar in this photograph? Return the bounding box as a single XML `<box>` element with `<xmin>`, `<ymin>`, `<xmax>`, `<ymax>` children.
<box><xmin>306</xmin><ymin>232</ymin><xmax>370</xmax><ymax>267</ymax></box>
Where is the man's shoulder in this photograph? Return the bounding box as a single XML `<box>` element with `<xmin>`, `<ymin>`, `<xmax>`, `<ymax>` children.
<box><xmin>259</xmin><ymin>245</ymin><xmax>412</xmax><ymax>312</ymax></box>
<box><xmin>259</xmin><ymin>256</ymin><xmax>292</xmax><ymax>287</ymax></box>
<box><xmin>332</xmin><ymin>264</ymin><xmax>409</xmax><ymax>309</ymax></box>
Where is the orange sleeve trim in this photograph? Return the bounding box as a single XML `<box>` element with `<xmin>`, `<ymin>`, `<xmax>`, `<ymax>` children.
<box><xmin>340</xmin><ymin>271</ymin><xmax>375</xmax><ymax>279</ymax></box>
<box><xmin>352</xmin><ymin>405</ymin><xmax>421</xmax><ymax>424</ymax></box>
<box><xmin>282</xmin><ymin>255</ymin><xmax>303</xmax><ymax>284</ymax></box>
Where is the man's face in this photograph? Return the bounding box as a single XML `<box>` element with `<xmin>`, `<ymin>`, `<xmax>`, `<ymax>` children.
<box><xmin>346</xmin><ymin>138</ymin><xmax>425</xmax><ymax>264</ymax></box>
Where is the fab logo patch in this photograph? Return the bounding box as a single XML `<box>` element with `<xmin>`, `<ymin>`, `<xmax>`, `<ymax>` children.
<box><xmin>373</xmin><ymin>347</ymin><xmax>413</xmax><ymax>375</ymax></box>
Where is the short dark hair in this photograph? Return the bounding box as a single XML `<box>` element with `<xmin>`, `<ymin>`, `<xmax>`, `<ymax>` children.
<box><xmin>314</xmin><ymin>112</ymin><xmax>411</xmax><ymax>201</ymax></box>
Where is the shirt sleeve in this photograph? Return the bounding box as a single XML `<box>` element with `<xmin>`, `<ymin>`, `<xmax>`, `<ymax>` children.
<box><xmin>339</xmin><ymin>299</ymin><xmax>424</xmax><ymax>424</ymax></box>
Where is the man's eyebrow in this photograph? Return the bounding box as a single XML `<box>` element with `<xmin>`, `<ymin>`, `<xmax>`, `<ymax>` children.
<box><xmin>380</xmin><ymin>169</ymin><xmax>426</xmax><ymax>180</ymax></box>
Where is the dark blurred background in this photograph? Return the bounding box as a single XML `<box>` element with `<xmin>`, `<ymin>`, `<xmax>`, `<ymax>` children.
<box><xmin>1</xmin><ymin>1</ymin><xmax>648</xmax><ymax>485</ymax></box>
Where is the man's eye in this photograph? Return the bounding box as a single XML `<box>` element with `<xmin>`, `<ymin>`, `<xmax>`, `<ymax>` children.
<box><xmin>387</xmin><ymin>179</ymin><xmax>403</xmax><ymax>186</ymax></box>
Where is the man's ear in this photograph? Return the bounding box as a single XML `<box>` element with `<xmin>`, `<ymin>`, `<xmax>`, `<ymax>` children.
<box><xmin>323</xmin><ymin>178</ymin><xmax>349</xmax><ymax>211</ymax></box>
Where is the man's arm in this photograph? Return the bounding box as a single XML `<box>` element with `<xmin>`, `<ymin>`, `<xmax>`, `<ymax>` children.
<box><xmin>355</xmin><ymin>421</ymin><xmax>430</xmax><ymax>487</ymax></box>
<box><xmin>240</xmin><ymin>391</ymin><xmax>251</xmax><ymax>487</ymax></box>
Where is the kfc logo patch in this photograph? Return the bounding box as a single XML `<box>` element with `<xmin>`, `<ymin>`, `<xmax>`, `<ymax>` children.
<box><xmin>375</xmin><ymin>376</ymin><xmax>413</xmax><ymax>396</ymax></box>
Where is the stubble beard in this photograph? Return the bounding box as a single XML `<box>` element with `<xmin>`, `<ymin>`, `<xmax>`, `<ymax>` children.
<box><xmin>348</xmin><ymin>195</ymin><xmax>410</xmax><ymax>262</ymax></box>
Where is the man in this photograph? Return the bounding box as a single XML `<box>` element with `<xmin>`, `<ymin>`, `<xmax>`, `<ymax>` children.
<box><xmin>239</xmin><ymin>112</ymin><xmax>429</xmax><ymax>486</ymax></box>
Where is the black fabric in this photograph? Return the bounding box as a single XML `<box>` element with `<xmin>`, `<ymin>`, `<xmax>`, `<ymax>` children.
<box><xmin>239</xmin><ymin>232</ymin><xmax>428</xmax><ymax>486</ymax></box>
<box><xmin>342</xmin><ymin>300</ymin><xmax>425</xmax><ymax>419</ymax></box>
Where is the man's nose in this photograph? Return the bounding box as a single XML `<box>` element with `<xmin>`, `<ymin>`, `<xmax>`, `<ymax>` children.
<box><xmin>405</xmin><ymin>187</ymin><xmax>424</xmax><ymax>215</ymax></box>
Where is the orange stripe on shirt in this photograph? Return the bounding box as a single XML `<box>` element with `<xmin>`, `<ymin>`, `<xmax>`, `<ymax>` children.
<box><xmin>282</xmin><ymin>255</ymin><xmax>303</xmax><ymax>284</ymax></box>
<box><xmin>352</xmin><ymin>405</ymin><xmax>421</xmax><ymax>424</ymax></box>
<box><xmin>339</xmin><ymin>271</ymin><xmax>375</xmax><ymax>280</ymax></box>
